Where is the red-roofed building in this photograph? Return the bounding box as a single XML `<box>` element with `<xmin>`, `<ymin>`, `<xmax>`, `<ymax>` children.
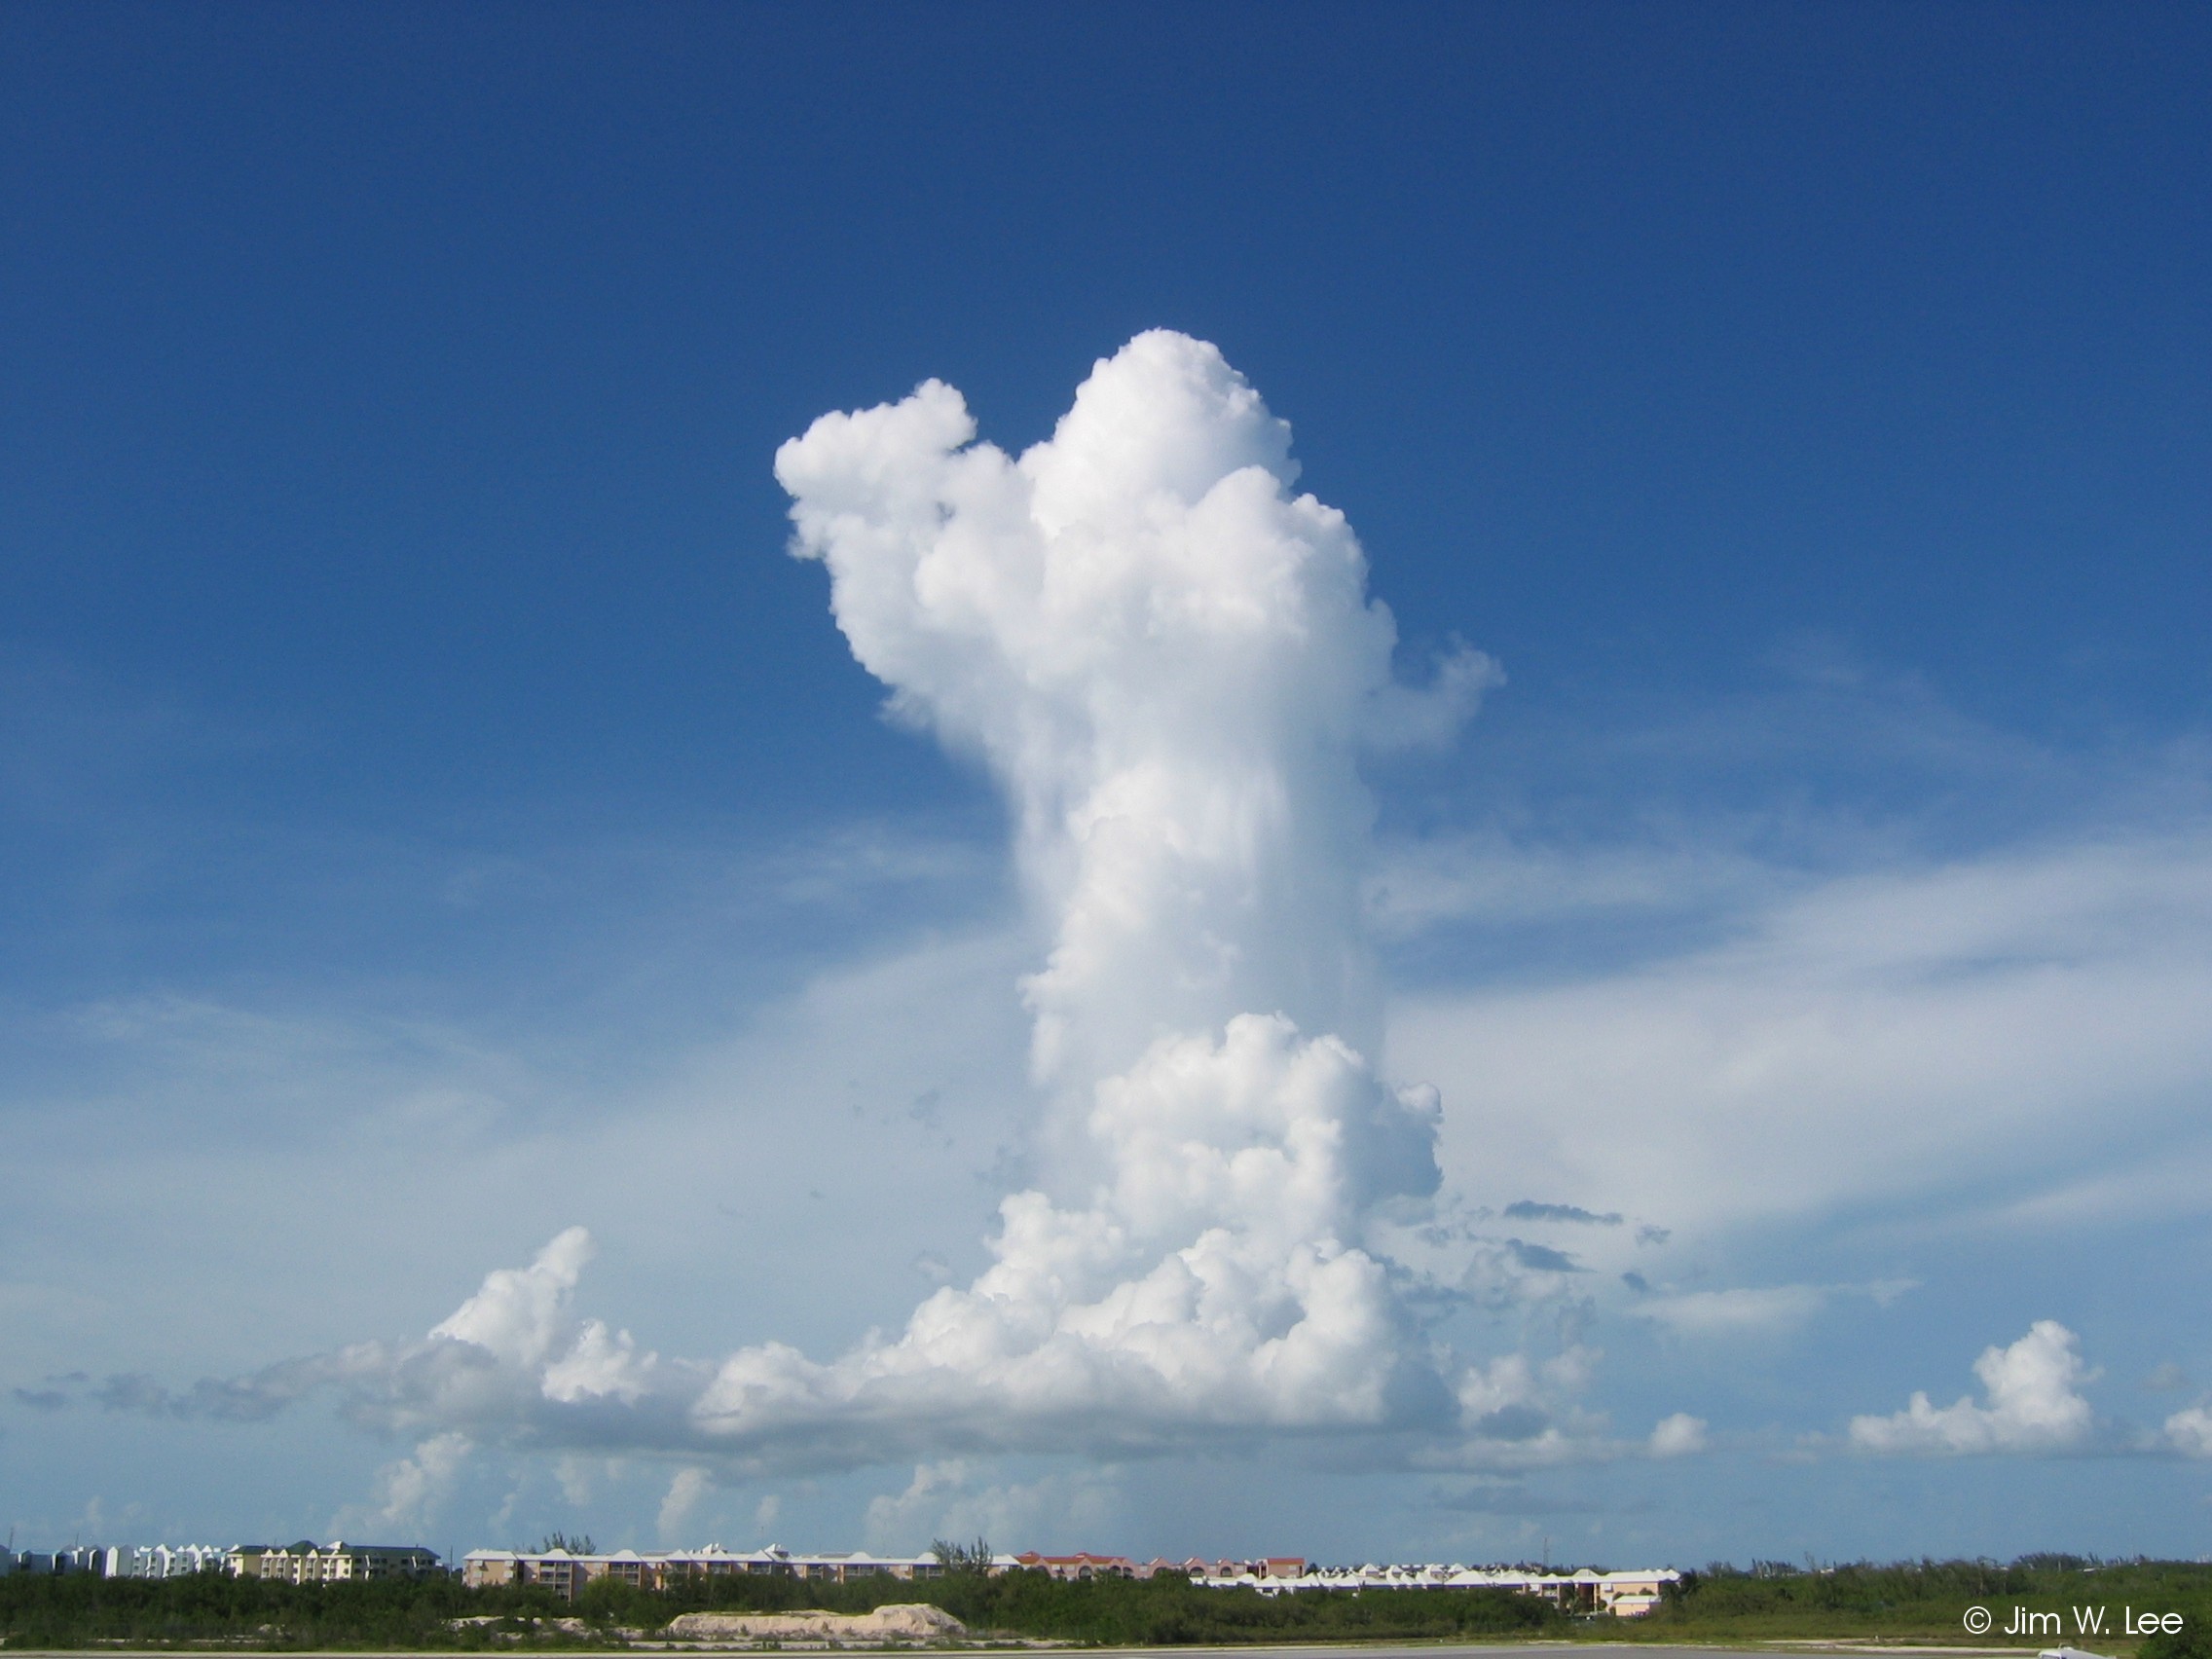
<box><xmin>1010</xmin><ymin>1551</ymin><xmax>1137</xmax><ymax>1581</ymax></box>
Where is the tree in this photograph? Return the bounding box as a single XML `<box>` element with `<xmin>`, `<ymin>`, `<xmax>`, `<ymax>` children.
<box><xmin>930</xmin><ymin>1537</ymin><xmax>993</xmax><ymax>1574</ymax></box>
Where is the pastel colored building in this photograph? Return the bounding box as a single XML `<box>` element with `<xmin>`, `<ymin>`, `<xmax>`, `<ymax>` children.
<box><xmin>228</xmin><ymin>1542</ymin><xmax>440</xmax><ymax>1582</ymax></box>
<box><xmin>461</xmin><ymin>1544</ymin><xmax>954</xmax><ymax>1598</ymax></box>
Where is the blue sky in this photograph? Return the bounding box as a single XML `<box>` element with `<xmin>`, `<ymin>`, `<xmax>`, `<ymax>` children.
<box><xmin>3</xmin><ymin>2</ymin><xmax>2210</xmax><ymax>1567</ymax></box>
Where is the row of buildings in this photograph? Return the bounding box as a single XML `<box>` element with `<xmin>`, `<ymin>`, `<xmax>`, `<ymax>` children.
<box><xmin>0</xmin><ymin>1542</ymin><xmax>438</xmax><ymax>1582</ymax></box>
<box><xmin>4</xmin><ymin>1540</ymin><xmax>1677</xmax><ymax>1617</ymax></box>
<box><xmin>462</xmin><ymin>1545</ymin><xmax>954</xmax><ymax>1594</ymax></box>
<box><xmin>458</xmin><ymin>1545</ymin><xmax>1318</xmax><ymax>1593</ymax></box>
<box><xmin>231</xmin><ymin>1542</ymin><xmax>445</xmax><ymax>1582</ymax></box>
<box><xmin>461</xmin><ymin>1544</ymin><xmax>1678</xmax><ymax>1616</ymax></box>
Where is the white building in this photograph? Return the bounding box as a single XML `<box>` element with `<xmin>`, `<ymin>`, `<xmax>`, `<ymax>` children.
<box><xmin>97</xmin><ymin>1544</ymin><xmax>228</xmax><ymax>1579</ymax></box>
<box><xmin>229</xmin><ymin>1541</ymin><xmax>440</xmax><ymax>1582</ymax></box>
<box><xmin>1197</xmin><ymin>1561</ymin><xmax>1680</xmax><ymax>1616</ymax></box>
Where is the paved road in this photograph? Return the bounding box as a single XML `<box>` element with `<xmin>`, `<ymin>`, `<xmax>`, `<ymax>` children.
<box><xmin>1091</xmin><ymin>1646</ymin><xmax>2019</xmax><ymax>1659</ymax></box>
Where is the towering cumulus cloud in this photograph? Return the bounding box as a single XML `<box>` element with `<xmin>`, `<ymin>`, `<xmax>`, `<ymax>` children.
<box><xmin>112</xmin><ymin>334</ymin><xmax>1502</xmax><ymax>1470</ymax></box>
<box><xmin>684</xmin><ymin>332</ymin><xmax>1491</xmax><ymax>1458</ymax></box>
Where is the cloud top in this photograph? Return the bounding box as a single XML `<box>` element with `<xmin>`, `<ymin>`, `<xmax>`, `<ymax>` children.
<box><xmin>776</xmin><ymin>329</ymin><xmax>1488</xmax><ymax>1088</ymax></box>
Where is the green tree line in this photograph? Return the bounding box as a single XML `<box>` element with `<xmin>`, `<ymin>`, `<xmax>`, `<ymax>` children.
<box><xmin>1629</xmin><ymin>1557</ymin><xmax>2212</xmax><ymax>1649</ymax></box>
<box><xmin>0</xmin><ymin>1563</ymin><xmax>1558</xmax><ymax>1649</ymax></box>
<box><xmin>9</xmin><ymin>1555</ymin><xmax>2212</xmax><ymax>1650</ymax></box>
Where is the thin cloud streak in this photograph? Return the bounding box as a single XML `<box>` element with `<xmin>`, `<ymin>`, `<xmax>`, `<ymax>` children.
<box><xmin>1394</xmin><ymin>830</ymin><xmax>2212</xmax><ymax>1240</ymax></box>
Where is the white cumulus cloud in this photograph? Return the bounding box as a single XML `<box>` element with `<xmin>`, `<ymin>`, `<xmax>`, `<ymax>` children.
<box><xmin>2162</xmin><ymin>1406</ymin><xmax>2212</xmax><ymax>1456</ymax></box>
<box><xmin>657</xmin><ymin>1466</ymin><xmax>713</xmax><ymax>1542</ymax></box>
<box><xmin>142</xmin><ymin>332</ymin><xmax>1521</xmax><ymax>1472</ymax></box>
<box><xmin>667</xmin><ymin>330</ymin><xmax>1476</xmax><ymax>1458</ymax></box>
<box><xmin>343</xmin><ymin>1430</ymin><xmax>471</xmax><ymax>1536</ymax></box>
<box><xmin>393</xmin><ymin>1227</ymin><xmax>662</xmax><ymax>1422</ymax></box>
<box><xmin>1850</xmin><ymin>1320</ymin><xmax>2097</xmax><ymax>1455</ymax></box>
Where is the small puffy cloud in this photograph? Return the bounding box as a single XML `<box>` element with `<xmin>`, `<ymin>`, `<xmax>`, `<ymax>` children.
<box><xmin>63</xmin><ymin>1233</ymin><xmax>691</xmax><ymax>1456</ymax></box>
<box><xmin>1648</xmin><ymin>1413</ymin><xmax>1708</xmax><ymax>1457</ymax></box>
<box><xmin>1850</xmin><ymin>1321</ymin><xmax>2097</xmax><ymax>1455</ymax></box>
<box><xmin>2163</xmin><ymin>1406</ymin><xmax>2212</xmax><ymax>1456</ymax></box>
<box><xmin>1435</xmin><ymin>1346</ymin><xmax>1625</xmax><ymax>1470</ymax></box>
<box><xmin>1453</xmin><ymin>1351</ymin><xmax>1544</xmax><ymax>1425</ymax></box>
<box><xmin>338</xmin><ymin>1431</ymin><xmax>470</xmax><ymax>1536</ymax></box>
<box><xmin>432</xmin><ymin>1227</ymin><xmax>652</xmax><ymax>1401</ymax></box>
<box><xmin>658</xmin><ymin>1466</ymin><xmax>713</xmax><ymax>1542</ymax></box>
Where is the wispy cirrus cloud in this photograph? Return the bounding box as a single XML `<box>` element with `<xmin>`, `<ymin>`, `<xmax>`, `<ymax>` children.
<box><xmin>1501</xmin><ymin>1201</ymin><xmax>1623</xmax><ymax>1227</ymax></box>
<box><xmin>1632</xmin><ymin>1279</ymin><xmax>1917</xmax><ymax>1338</ymax></box>
<box><xmin>1395</xmin><ymin>828</ymin><xmax>2212</xmax><ymax>1242</ymax></box>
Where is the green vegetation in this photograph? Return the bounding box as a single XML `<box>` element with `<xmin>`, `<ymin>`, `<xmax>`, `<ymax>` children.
<box><xmin>926</xmin><ymin>1537</ymin><xmax>994</xmax><ymax>1575</ymax></box>
<box><xmin>0</xmin><ymin>1564</ymin><xmax>1558</xmax><ymax>1649</ymax></box>
<box><xmin>1621</xmin><ymin>1557</ymin><xmax>2212</xmax><ymax>1647</ymax></box>
<box><xmin>0</xmin><ymin>1569</ymin><xmax>481</xmax><ymax>1650</ymax></box>
<box><xmin>888</xmin><ymin>1568</ymin><xmax>1561</xmax><ymax>1645</ymax></box>
<box><xmin>2141</xmin><ymin>1619</ymin><xmax>2212</xmax><ymax>1659</ymax></box>
<box><xmin>507</xmin><ymin>1562</ymin><xmax>1562</xmax><ymax>1648</ymax></box>
<box><xmin>4</xmin><ymin>1555</ymin><xmax>2209</xmax><ymax>1650</ymax></box>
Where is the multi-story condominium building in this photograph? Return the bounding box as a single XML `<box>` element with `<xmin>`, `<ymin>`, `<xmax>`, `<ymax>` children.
<box><xmin>228</xmin><ymin>1542</ymin><xmax>440</xmax><ymax>1582</ymax></box>
<box><xmin>461</xmin><ymin>1544</ymin><xmax>959</xmax><ymax>1598</ymax></box>
<box><xmin>94</xmin><ymin>1545</ymin><xmax>229</xmax><ymax>1579</ymax></box>
<box><xmin>1010</xmin><ymin>1551</ymin><xmax>1142</xmax><ymax>1581</ymax></box>
<box><xmin>1126</xmin><ymin>1556</ymin><xmax>1309</xmax><ymax>1582</ymax></box>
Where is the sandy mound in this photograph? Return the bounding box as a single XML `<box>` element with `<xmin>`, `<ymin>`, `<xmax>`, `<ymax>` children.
<box><xmin>665</xmin><ymin>1604</ymin><xmax>967</xmax><ymax>1643</ymax></box>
